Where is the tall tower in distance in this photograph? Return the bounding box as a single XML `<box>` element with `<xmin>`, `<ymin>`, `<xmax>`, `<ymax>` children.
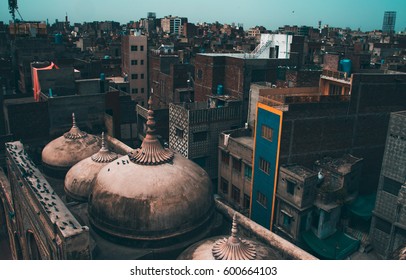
<box><xmin>382</xmin><ymin>11</ymin><xmax>396</xmax><ymax>34</ymax></box>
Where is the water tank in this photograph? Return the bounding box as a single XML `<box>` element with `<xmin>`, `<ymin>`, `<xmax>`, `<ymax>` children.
<box><xmin>217</xmin><ymin>84</ymin><xmax>224</xmax><ymax>95</ymax></box>
<box><xmin>339</xmin><ymin>59</ymin><xmax>352</xmax><ymax>77</ymax></box>
<box><xmin>55</xmin><ymin>33</ymin><xmax>63</xmax><ymax>44</ymax></box>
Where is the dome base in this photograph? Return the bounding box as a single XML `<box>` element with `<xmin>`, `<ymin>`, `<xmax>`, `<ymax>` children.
<box><xmin>88</xmin><ymin>206</ymin><xmax>216</xmax><ymax>249</ymax></box>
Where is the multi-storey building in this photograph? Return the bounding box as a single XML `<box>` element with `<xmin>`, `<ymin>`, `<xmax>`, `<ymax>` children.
<box><xmin>218</xmin><ymin>127</ymin><xmax>253</xmax><ymax>215</ymax></box>
<box><xmin>370</xmin><ymin>110</ymin><xmax>406</xmax><ymax>258</ymax></box>
<box><xmin>121</xmin><ymin>31</ymin><xmax>148</xmax><ymax>106</ymax></box>
<box><xmin>169</xmin><ymin>96</ymin><xmax>242</xmax><ymax>184</ymax></box>
<box><xmin>382</xmin><ymin>11</ymin><xmax>396</xmax><ymax>34</ymax></box>
<box><xmin>274</xmin><ymin>155</ymin><xmax>363</xmax><ymax>260</ymax></box>
<box><xmin>161</xmin><ymin>16</ymin><xmax>187</xmax><ymax>35</ymax></box>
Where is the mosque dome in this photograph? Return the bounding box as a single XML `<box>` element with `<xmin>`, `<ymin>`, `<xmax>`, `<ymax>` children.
<box><xmin>88</xmin><ymin>98</ymin><xmax>215</xmax><ymax>249</ymax></box>
<box><xmin>41</xmin><ymin>113</ymin><xmax>101</xmax><ymax>177</ymax></box>
<box><xmin>64</xmin><ymin>133</ymin><xmax>119</xmax><ymax>202</ymax></box>
<box><xmin>177</xmin><ymin>214</ymin><xmax>282</xmax><ymax>260</ymax></box>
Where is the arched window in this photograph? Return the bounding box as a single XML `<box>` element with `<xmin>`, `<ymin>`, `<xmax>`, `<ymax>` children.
<box><xmin>14</xmin><ymin>232</ymin><xmax>23</xmax><ymax>259</ymax></box>
<box><xmin>27</xmin><ymin>231</ymin><xmax>42</xmax><ymax>260</ymax></box>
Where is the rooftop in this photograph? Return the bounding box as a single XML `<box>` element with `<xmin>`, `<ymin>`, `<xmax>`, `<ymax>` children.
<box><xmin>282</xmin><ymin>164</ymin><xmax>316</xmax><ymax>179</ymax></box>
<box><xmin>5</xmin><ymin>141</ymin><xmax>87</xmax><ymax>238</ymax></box>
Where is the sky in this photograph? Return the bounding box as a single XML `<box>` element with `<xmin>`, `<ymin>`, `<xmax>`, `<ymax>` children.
<box><xmin>1</xmin><ymin>0</ymin><xmax>405</xmax><ymax>32</ymax></box>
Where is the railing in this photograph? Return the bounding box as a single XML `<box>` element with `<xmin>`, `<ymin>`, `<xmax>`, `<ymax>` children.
<box><xmin>322</xmin><ymin>69</ymin><xmax>351</xmax><ymax>82</ymax></box>
<box><xmin>251</xmin><ymin>40</ymin><xmax>272</xmax><ymax>58</ymax></box>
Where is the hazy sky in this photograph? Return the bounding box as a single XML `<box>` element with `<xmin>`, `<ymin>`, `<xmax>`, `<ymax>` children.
<box><xmin>1</xmin><ymin>0</ymin><xmax>405</xmax><ymax>32</ymax></box>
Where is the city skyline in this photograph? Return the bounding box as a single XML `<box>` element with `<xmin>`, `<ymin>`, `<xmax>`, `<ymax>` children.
<box><xmin>1</xmin><ymin>0</ymin><xmax>405</xmax><ymax>32</ymax></box>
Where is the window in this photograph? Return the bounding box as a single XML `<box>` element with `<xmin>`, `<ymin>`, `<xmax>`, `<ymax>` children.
<box><xmin>141</xmin><ymin>88</ymin><xmax>145</xmax><ymax>93</ymax></box>
<box><xmin>175</xmin><ymin>127</ymin><xmax>184</xmax><ymax>138</ymax></box>
<box><xmin>141</xmin><ymin>60</ymin><xmax>144</xmax><ymax>65</ymax></box>
<box><xmin>231</xmin><ymin>185</ymin><xmax>241</xmax><ymax>204</ymax></box>
<box><xmin>382</xmin><ymin>177</ymin><xmax>402</xmax><ymax>195</ymax></box>
<box><xmin>140</xmin><ymin>45</ymin><xmax>144</xmax><ymax>51</ymax></box>
<box><xmin>244</xmin><ymin>165</ymin><xmax>252</xmax><ymax>181</ymax></box>
<box><xmin>281</xmin><ymin>211</ymin><xmax>292</xmax><ymax>230</ymax></box>
<box><xmin>329</xmin><ymin>84</ymin><xmax>342</xmax><ymax>95</ymax></box>
<box><xmin>243</xmin><ymin>194</ymin><xmax>251</xmax><ymax>209</ymax></box>
<box><xmin>232</xmin><ymin>157</ymin><xmax>241</xmax><ymax>173</ymax></box>
<box><xmin>131</xmin><ymin>60</ymin><xmax>138</xmax><ymax>65</ymax></box>
<box><xmin>257</xmin><ymin>191</ymin><xmax>267</xmax><ymax>208</ymax></box>
<box><xmin>261</xmin><ymin>125</ymin><xmax>273</xmax><ymax>141</ymax></box>
<box><xmin>197</xmin><ymin>69</ymin><xmax>203</xmax><ymax>79</ymax></box>
<box><xmin>131</xmin><ymin>45</ymin><xmax>138</xmax><ymax>51</ymax></box>
<box><xmin>193</xmin><ymin>131</ymin><xmax>207</xmax><ymax>142</ymax></box>
<box><xmin>312</xmin><ymin>211</ymin><xmax>320</xmax><ymax>229</ymax></box>
<box><xmin>221</xmin><ymin>151</ymin><xmax>229</xmax><ymax>165</ymax></box>
<box><xmin>141</xmin><ymin>73</ymin><xmax>144</xmax><ymax>79</ymax></box>
<box><xmin>287</xmin><ymin>179</ymin><xmax>296</xmax><ymax>195</ymax></box>
<box><xmin>131</xmin><ymin>74</ymin><xmax>138</xmax><ymax>79</ymax></box>
<box><xmin>259</xmin><ymin>158</ymin><xmax>270</xmax><ymax>175</ymax></box>
<box><xmin>375</xmin><ymin>217</ymin><xmax>391</xmax><ymax>234</ymax></box>
<box><xmin>131</xmin><ymin>88</ymin><xmax>138</xmax><ymax>94</ymax></box>
<box><xmin>221</xmin><ymin>178</ymin><xmax>229</xmax><ymax>194</ymax></box>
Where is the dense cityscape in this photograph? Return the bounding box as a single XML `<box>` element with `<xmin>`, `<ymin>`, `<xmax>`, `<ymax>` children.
<box><xmin>0</xmin><ymin>1</ymin><xmax>405</xmax><ymax>262</ymax></box>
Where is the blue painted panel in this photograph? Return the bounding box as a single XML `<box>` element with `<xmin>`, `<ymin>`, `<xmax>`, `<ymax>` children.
<box><xmin>251</xmin><ymin>107</ymin><xmax>281</xmax><ymax>229</ymax></box>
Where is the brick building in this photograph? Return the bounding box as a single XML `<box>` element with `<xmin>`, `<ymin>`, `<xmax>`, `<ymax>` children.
<box><xmin>193</xmin><ymin>53</ymin><xmax>296</xmax><ymax>122</ymax></box>
<box><xmin>148</xmin><ymin>50</ymin><xmax>194</xmax><ymax>109</ymax></box>
<box><xmin>258</xmin><ymin>70</ymin><xmax>406</xmax><ymax>194</ymax></box>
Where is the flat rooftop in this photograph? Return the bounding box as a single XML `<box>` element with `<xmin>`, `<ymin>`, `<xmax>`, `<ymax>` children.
<box><xmin>282</xmin><ymin>164</ymin><xmax>316</xmax><ymax>178</ymax></box>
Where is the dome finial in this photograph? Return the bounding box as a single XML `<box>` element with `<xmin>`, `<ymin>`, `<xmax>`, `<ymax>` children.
<box><xmin>212</xmin><ymin>213</ymin><xmax>256</xmax><ymax>260</ymax></box>
<box><xmin>91</xmin><ymin>132</ymin><xmax>118</xmax><ymax>163</ymax></box>
<box><xmin>229</xmin><ymin>213</ymin><xmax>239</xmax><ymax>243</ymax></box>
<box><xmin>64</xmin><ymin>113</ymin><xmax>88</xmax><ymax>139</ymax></box>
<box><xmin>101</xmin><ymin>132</ymin><xmax>106</xmax><ymax>150</ymax></box>
<box><xmin>129</xmin><ymin>97</ymin><xmax>174</xmax><ymax>165</ymax></box>
<box><xmin>72</xmin><ymin>112</ymin><xmax>77</xmax><ymax>128</ymax></box>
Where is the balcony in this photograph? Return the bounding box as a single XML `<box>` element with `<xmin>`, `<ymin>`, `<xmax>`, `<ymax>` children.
<box><xmin>321</xmin><ymin>69</ymin><xmax>351</xmax><ymax>84</ymax></box>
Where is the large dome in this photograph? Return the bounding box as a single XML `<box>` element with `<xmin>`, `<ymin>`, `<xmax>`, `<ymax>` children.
<box><xmin>88</xmin><ymin>99</ymin><xmax>215</xmax><ymax>249</ymax></box>
<box><xmin>42</xmin><ymin>113</ymin><xmax>101</xmax><ymax>177</ymax></box>
<box><xmin>64</xmin><ymin>133</ymin><xmax>119</xmax><ymax>202</ymax></box>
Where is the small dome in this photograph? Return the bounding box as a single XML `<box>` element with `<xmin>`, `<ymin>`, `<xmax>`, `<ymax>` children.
<box><xmin>41</xmin><ymin>113</ymin><xmax>101</xmax><ymax>177</ymax></box>
<box><xmin>88</xmin><ymin>98</ymin><xmax>215</xmax><ymax>248</ymax></box>
<box><xmin>177</xmin><ymin>214</ymin><xmax>282</xmax><ymax>260</ymax></box>
<box><xmin>391</xmin><ymin>244</ymin><xmax>406</xmax><ymax>260</ymax></box>
<box><xmin>64</xmin><ymin>133</ymin><xmax>119</xmax><ymax>202</ymax></box>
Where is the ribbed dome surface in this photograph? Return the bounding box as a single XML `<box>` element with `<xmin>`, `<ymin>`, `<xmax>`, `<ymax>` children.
<box><xmin>64</xmin><ymin>133</ymin><xmax>118</xmax><ymax>202</ymax></box>
<box><xmin>88</xmin><ymin>98</ymin><xmax>214</xmax><ymax>246</ymax></box>
<box><xmin>177</xmin><ymin>214</ymin><xmax>281</xmax><ymax>260</ymax></box>
<box><xmin>41</xmin><ymin>113</ymin><xmax>101</xmax><ymax>174</ymax></box>
<box><xmin>89</xmin><ymin>153</ymin><xmax>214</xmax><ymax>242</ymax></box>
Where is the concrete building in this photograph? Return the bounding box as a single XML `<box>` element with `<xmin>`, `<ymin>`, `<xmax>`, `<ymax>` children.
<box><xmin>382</xmin><ymin>11</ymin><xmax>396</xmax><ymax>34</ymax></box>
<box><xmin>370</xmin><ymin>110</ymin><xmax>406</xmax><ymax>258</ymax></box>
<box><xmin>218</xmin><ymin>127</ymin><xmax>253</xmax><ymax>216</ymax></box>
<box><xmin>274</xmin><ymin>155</ymin><xmax>363</xmax><ymax>260</ymax></box>
<box><xmin>250</xmin><ymin>102</ymin><xmax>283</xmax><ymax>230</ymax></box>
<box><xmin>121</xmin><ymin>31</ymin><xmax>148</xmax><ymax>106</ymax></box>
<box><xmin>161</xmin><ymin>16</ymin><xmax>187</xmax><ymax>35</ymax></box>
<box><xmin>169</xmin><ymin>96</ymin><xmax>242</xmax><ymax>183</ymax></box>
